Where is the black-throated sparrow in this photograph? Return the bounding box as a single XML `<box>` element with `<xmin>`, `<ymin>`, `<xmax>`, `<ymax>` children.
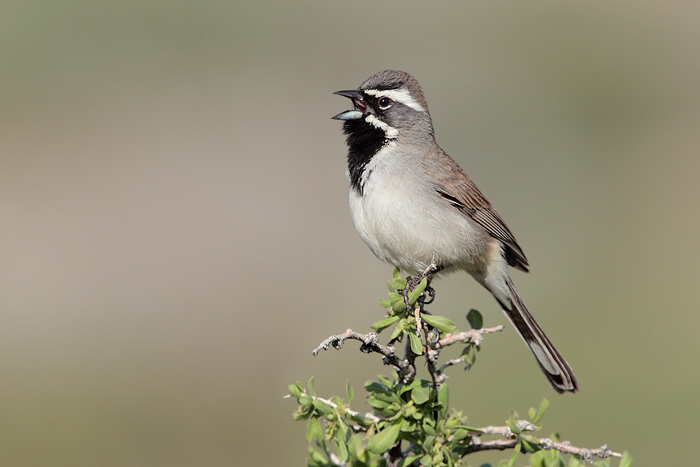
<box><xmin>332</xmin><ymin>70</ymin><xmax>578</xmax><ymax>393</ymax></box>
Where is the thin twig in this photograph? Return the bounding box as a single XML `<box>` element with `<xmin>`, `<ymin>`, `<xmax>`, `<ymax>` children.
<box><xmin>290</xmin><ymin>391</ymin><xmax>382</xmax><ymax>424</ymax></box>
<box><xmin>312</xmin><ymin>328</ymin><xmax>415</xmax><ymax>382</ymax></box>
<box><xmin>312</xmin><ymin>329</ymin><xmax>395</xmax><ymax>358</ymax></box>
<box><xmin>432</xmin><ymin>325</ymin><xmax>504</xmax><ymax>349</ymax></box>
<box><xmin>463</xmin><ymin>437</ymin><xmax>624</xmax><ymax>460</ymax></box>
<box><xmin>472</xmin><ymin>421</ymin><xmax>537</xmax><ymax>436</ymax></box>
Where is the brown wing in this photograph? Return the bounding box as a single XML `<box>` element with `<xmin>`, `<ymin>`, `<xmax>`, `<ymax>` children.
<box><xmin>431</xmin><ymin>154</ymin><xmax>529</xmax><ymax>272</ymax></box>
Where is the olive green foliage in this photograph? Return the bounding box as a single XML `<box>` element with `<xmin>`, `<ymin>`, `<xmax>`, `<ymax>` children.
<box><xmin>288</xmin><ymin>269</ymin><xmax>632</xmax><ymax>467</ymax></box>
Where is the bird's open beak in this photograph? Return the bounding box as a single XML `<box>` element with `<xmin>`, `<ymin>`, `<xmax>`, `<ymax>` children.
<box><xmin>332</xmin><ymin>89</ymin><xmax>365</xmax><ymax>120</ymax></box>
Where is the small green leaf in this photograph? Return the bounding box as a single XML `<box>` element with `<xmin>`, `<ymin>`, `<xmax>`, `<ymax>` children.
<box><xmin>392</xmin><ymin>267</ymin><xmax>401</xmax><ymax>281</ymax></box>
<box><xmin>312</xmin><ymin>399</ymin><xmax>335</xmax><ymax>416</ymax></box>
<box><xmin>392</xmin><ymin>278</ymin><xmax>407</xmax><ymax>290</ymax></box>
<box><xmin>400</xmin><ymin>418</ymin><xmax>416</xmax><ymax>432</ymax></box>
<box><xmin>387</xmin><ymin>280</ymin><xmax>396</xmax><ymax>292</ymax></box>
<box><xmin>335</xmin><ymin>438</ymin><xmax>350</xmax><ymax>462</ymax></box>
<box><xmin>620</xmin><ymin>451</ymin><xmax>633</xmax><ymax>467</ymax></box>
<box><xmin>306</xmin><ymin>417</ymin><xmax>322</xmax><ymax>442</ymax></box>
<box><xmin>507</xmin><ymin>442</ymin><xmax>520</xmax><ymax>466</ymax></box>
<box><xmin>467</xmin><ymin>309</ymin><xmax>483</xmax><ymax>329</ymax></box>
<box><xmin>422</xmin><ymin>419</ymin><xmax>437</xmax><ymax>436</ymax></box>
<box><xmin>371</xmin><ymin>315</ymin><xmax>401</xmax><ymax>333</ymax></box>
<box><xmin>367</xmin><ymin>396</ymin><xmax>390</xmax><ymax>410</ymax></box>
<box><xmin>288</xmin><ymin>383</ymin><xmax>302</xmax><ymax>399</ymax></box>
<box><xmin>452</xmin><ymin>428</ymin><xmax>470</xmax><ymax>442</ymax></box>
<box><xmin>391</xmin><ymin>298</ymin><xmax>407</xmax><ymax>313</ymax></box>
<box><xmin>421</xmin><ymin>314</ymin><xmax>457</xmax><ymax>333</ymax></box>
<box><xmin>437</xmin><ymin>384</ymin><xmax>449</xmax><ymax>417</ymax></box>
<box><xmin>408</xmin><ymin>332</ymin><xmax>424</xmax><ymax>355</ymax></box>
<box><xmin>346</xmin><ymin>381</ymin><xmax>354</xmax><ymax>405</ymax></box>
<box><xmin>390</xmin><ymin>320</ymin><xmax>405</xmax><ymax>341</ymax></box>
<box><xmin>308</xmin><ymin>446</ymin><xmax>328</xmax><ymax>466</ymax></box>
<box><xmin>408</xmin><ymin>277</ymin><xmax>428</xmax><ymax>304</ymax></box>
<box><xmin>377</xmin><ymin>374</ymin><xmax>395</xmax><ymax>387</ymax></box>
<box><xmin>532</xmin><ymin>398</ymin><xmax>549</xmax><ymax>425</ymax></box>
<box><xmin>367</xmin><ymin>420</ymin><xmax>402</xmax><ymax>454</ymax></box>
<box><xmin>411</xmin><ymin>382</ymin><xmax>431</xmax><ymax>405</ymax></box>
<box><xmin>379</xmin><ymin>298</ymin><xmax>392</xmax><ymax>308</ymax></box>
<box><xmin>308</xmin><ymin>376</ymin><xmax>316</xmax><ymax>397</ymax></box>
<box><xmin>506</xmin><ymin>419</ymin><xmax>521</xmax><ymax>434</ymax></box>
<box><xmin>397</xmin><ymin>379</ymin><xmax>421</xmax><ymax>395</ymax></box>
<box><xmin>299</xmin><ymin>395</ymin><xmax>313</xmax><ymax>406</ymax></box>
<box><xmin>520</xmin><ymin>436</ymin><xmax>539</xmax><ymax>453</ymax></box>
<box><xmin>399</xmin><ymin>455</ymin><xmax>421</xmax><ymax>467</ymax></box>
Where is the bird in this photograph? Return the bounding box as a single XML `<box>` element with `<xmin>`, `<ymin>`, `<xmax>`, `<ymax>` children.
<box><xmin>332</xmin><ymin>70</ymin><xmax>578</xmax><ymax>393</ymax></box>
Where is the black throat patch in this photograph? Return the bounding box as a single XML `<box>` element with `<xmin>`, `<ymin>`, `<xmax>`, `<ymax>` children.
<box><xmin>343</xmin><ymin>119</ymin><xmax>387</xmax><ymax>195</ymax></box>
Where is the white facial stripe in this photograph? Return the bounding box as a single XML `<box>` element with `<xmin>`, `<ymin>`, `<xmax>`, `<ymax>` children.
<box><xmin>365</xmin><ymin>114</ymin><xmax>399</xmax><ymax>138</ymax></box>
<box><xmin>364</xmin><ymin>88</ymin><xmax>426</xmax><ymax>112</ymax></box>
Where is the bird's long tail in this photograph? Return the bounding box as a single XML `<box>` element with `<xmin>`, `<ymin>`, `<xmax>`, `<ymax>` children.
<box><xmin>497</xmin><ymin>277</ymin><xmax>579</xmax><ymax>393</ymax></box>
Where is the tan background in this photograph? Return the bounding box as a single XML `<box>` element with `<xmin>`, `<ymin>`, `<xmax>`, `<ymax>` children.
<box><xmin>2</xmin><ymin>1</ymin><xmax>699</xmax><ymax>465</ymax></box>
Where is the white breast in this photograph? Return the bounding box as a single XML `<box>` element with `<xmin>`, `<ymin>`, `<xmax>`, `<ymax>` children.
<box><xmin>348</xmin><ymin>145</ymin><xmax>487</xmax><ymax>276</ymax></box>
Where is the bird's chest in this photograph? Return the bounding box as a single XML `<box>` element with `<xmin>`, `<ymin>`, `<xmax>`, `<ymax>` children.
<box><xmin>347</xmin><ymin>147</ymin><xmax>434</xmax><ymax>271</ymax></box>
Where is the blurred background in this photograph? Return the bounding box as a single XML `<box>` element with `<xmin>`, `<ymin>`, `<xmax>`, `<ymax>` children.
<box><xmin>2</xmin><ymin>1</ymin><xmax>699</xmax><ymax>465</ymax></box>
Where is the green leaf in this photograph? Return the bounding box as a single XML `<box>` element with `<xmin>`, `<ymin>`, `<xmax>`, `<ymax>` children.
<box><xmin>308</xmin><ymin>376</ymin><xmax>316</xmax><ymax>397</ymax></box>
<box><xmin>467</xmin><ymin>309</ymin><xmax>483</xmax><ymax>329</ymax></box>
<box><xmin>377</xmin><ymin>374</ymin><xmax>395</xmax><ymax>388</ymax></box>
<box><xmin>346</xmin><ymin>381</ymin><xmax>354</xmax><ymax>405</ymax></box>
<box><xmin>337</xmin><ymin>419</ymin><xmax>350</xmax><ymax>443</ymax></box>
<box><xmin>620</xmin><ymin>451</ymin><xmax>633</xmax><ymax>467</ymax></box>
<box><xmin>421</xmin><ymin>314</ymin><xmax>457</xmax><ymax>333</ymax></box>
<box><xmin>312</xmin><ymin>399</ymin><xmax>335</xmax><ymax>416</ymax></box>
<box><xmin>507</xmin><ymin>442</ymin><xmax>520</xmax><ymax>466</ymax></box>
<box><xmin>371</xmin><ymin>315</ymin><xmax>401</xmax><ymax>333</ymax></box>
<box><xmin>437</xmin><ymin>384</ymin><xmax>449</xmax><ymax>419</ymax></box>
<box><xmin>408</xmin><ymin>277</ymin><xmax>428</xmax><ymax>305</ymax></box>
<box><xmin>391</xmin><ymin>298</ymin><xmax>407</xmax><ymax>313</ymax></box>
<box><xmin>506</xmin><ymin>419</ymin><xmax>521</xmax><ymax>435</ymax></box>
<box><xmin>378</xmin><ymin>298</ymin><xmax>392</xmax><ymax>308</ymax></box>
<box><xmin>335</xmin><ymin>438</ymin><xmax>350</xmax><ymax>462</ymax></box>
<box><xmin>422</xmin><ymin>419</ymin><xmax>437</xmax><ymax>436</ymax></box>
<box><xmin>399</xmin><ymin>455</ymin><xmax>421</xmax><ymax>467</ymax></box>
<box><xmin>288</xmin><ymin>383</ymin><xmax>302</xmax><ymax>399</ymax></box>
<box><xmin>520</xmin><ymin>436</ymin><xmax>539</xmax><ymax>453</ymax></box>
<box><xmin>400</xmin><ymin>418</ymin><xmax>416</xmax><ymax>432</ymax></box>
<box><xmin>410</xmin><ymin>382</ymin><xmax>431</xmax><ymax>405</ymax></box>
<box><xmin>390</xmin><ymin>320</ymin><xmax>405</xmax><ymax>340</ymax></box>
<box><xmin>367</xmin><ymin>420</ymin><xmax>402</xmax><ymax>454</ymax></box>
<box><xmin>408</xmin><ymin>332</ymin><xmax>424</xmax><ymax>355</ymax></box>
<box><xmin>533</xmin><ymin>398</ymin><xmax>549</xmax><ymax>424</ymax></box>
<box><xmin>299</xmin><ymin>395</ymin><xmax>313</xmax><ymax>406</ymax></box>
<box><xmin>365</xmin><ymin>380</ymin><xmax>389</xmax><ymax>392</ymax></box>
<box><xmin>308</xmin><ymin>446</ymin><xmax>328</xmax><ymax>466</ymax></box>
<box><xmin>387</xmin><ymin>280</ymin><xmax>396</xmax><ymax>292</ymax></box>
<box><xmin>393</xmin><ymin>278</ymin><xmax>407</xmax><ymax>290</ymax></box>
<box><xmin>306</xmin><ymin>417</ymin><xmax>322</xmax><ymax>442</ymax></box>
<box><xmin>393</xmin><ymin>267</ymin><xmax>401</xmax><ymax>281</ymax></box>
<box><xmin>367</xmin><ymin>396</ymin><xmax>390</xmax><ymax>410</ymax></box>
<box><xmin>452</xmin><ymin>428</ymin><xmax>470</xmax><ymax>442</ymax></box>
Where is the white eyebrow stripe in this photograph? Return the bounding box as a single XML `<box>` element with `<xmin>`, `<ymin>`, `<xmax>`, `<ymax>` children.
<box><xmin>364</xmin><ymin>88</ymin><xmax>426</xmax><ymax>112</ymax></box>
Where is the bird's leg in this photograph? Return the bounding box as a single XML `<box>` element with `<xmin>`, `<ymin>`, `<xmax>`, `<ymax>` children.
<box><xmin>401</xmin><ymin>262</ymin><xmax>442</xmax><ymax>337</ymax></box>
<box><xmin>419</xmin><ymin>262</ymin><xmax>441</xmax><ymax>305</ymax></box>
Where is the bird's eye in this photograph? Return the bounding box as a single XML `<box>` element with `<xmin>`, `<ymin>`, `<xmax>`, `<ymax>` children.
<box><xmin>378</xmin><ymin>97</ymin><xmax>392</xmax><ymax>110</ymax></box>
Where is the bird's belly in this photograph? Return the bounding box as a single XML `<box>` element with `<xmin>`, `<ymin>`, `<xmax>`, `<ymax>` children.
<box><xmin>349</xmin><ymin>185</ymin><xmax>487</xmax><ymax>276</ymax></box>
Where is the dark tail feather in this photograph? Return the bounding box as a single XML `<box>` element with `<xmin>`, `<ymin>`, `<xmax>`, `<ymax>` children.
<box><xmin>499</xmin><ymin>278</ymin><xmax>579</xmax><ymax>393</ymax></box>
